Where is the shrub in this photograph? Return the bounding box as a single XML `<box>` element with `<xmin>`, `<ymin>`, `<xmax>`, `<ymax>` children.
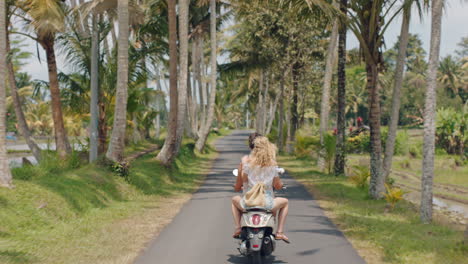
<box><xmin>409</xmin><ymin>141</ymin><xmax>422</xmax><ymax>158</ymax></box>
<box><xmin>348</xmin><ymin>165</ymin><xmax>370</xmax><ymax>189</ymax></box>
<box><xmin>383</xmin><ymin>184</ymin><xmax>405</xmax><ymax>210</ymax></box>
<box><xmin>295</xmin><ymin>134</ymin><xmax>320</xmax><ymax>158</ymax></box>
<box><xmin>347</xmin><ymin>128</ymin><xmax>409</xmax><ymax>155</ymax></box>
<box><xmin>322</xmin><ymin>133</ymin><xmax>336</xmax><ymax>174</ymax></box>
<box><xmin>346</xmin><ymin>132</ymin><xmax>370</xmax><ymax>153</ymax></box>
<box><xmin>386</xmin><ymin>177</ymin><xmax>396</xmax><ymax>186</ymax></box>
<box><xmin>112</xmin><ymin>161</ymin><xmax>130</xmax><ymax>180</ymax></box>
<box><xmin>394</xmin><ymin>130</ymin><xmax>409</xmax><ymax>156</ymax></box>
<box><xmin>436</xmin><ymin>107</ymin><xmax>467</xmax><ymax>156</ymax></box>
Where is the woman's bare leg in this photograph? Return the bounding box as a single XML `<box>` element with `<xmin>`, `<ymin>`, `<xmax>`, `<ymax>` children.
<box><xmin>272</xmin><ymin>197</ymin><xmax>289</xmax><ymax>241</ymax></box>
<box><xmin>231</xmin><ymin>196</ymin><xmax>243</xmax><ymax>235</ymax></box>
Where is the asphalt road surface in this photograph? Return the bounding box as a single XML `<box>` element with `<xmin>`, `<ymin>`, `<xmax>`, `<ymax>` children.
<box><xmin>135</xmin><ymin>130</ymin><xmax>365</xmax><ymax>264</ymax></box>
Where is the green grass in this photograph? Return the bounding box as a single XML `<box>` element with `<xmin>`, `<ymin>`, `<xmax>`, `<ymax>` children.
<box><xmin>0</xmin><ymin>132</ymin><xmax>225</xmax><ymax>264</ymax></box>
<box><xmin>279</xmin><ymin>155</ymin><xmax>467</xmax><ymax>264</ymax></box>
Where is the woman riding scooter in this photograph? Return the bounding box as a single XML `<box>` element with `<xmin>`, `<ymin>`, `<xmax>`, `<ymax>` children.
<box><xmin>231</xmin><ymin>133</ymin><xmax>290</xmax><ymax>243</ymax></box>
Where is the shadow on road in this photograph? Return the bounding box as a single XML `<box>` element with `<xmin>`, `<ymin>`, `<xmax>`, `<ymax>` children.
<box><xmin>226</xmin><ymin>254</ymin><xmax>288</xmax><ymax>263</ymax></box>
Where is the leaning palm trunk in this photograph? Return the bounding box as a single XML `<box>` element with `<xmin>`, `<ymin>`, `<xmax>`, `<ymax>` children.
<box><xmin>266</xmin><ymin>86</ymin><xmax>280</xmax><ymax>135</ymax></box>
<box><xmin>156</xmin><ymin>0</ymin><xmax>178</xmax><ymax>165</ymax></box>
<box><xmin>89</xmin><ymin>13</ymin><xmax>99</xmax><ymax>162</ymax></box>
<box><xmin>255</xmin><ymin>69</ymin><xmax>265</xmax><ymax>133</ymax></box>
<box><xmin>42</xmin><ymin>36</ymin><xmax>72</xmax><ymax>159</ymax></box>
<box><xmin>382</xmin><ymin>9</ymin><xmax>410</xmax><ymax>179</ymax></box>
<box><xmin>261</xmin><ymin>73</ymin><xmax>270</xmax><ymax>134</ymax></box>
<box><xmin>6</xmin><ymin>30</ymin><xmax>41</xmax><ymax>162</ymax></box>
<box><xmin>287</xmin><ymin>64</ymin><xmax>300</xmax><ymax>154</ymax></box>
<box><xmin>106</xmin><ymin>0</ymin><xmax>129</xmax><ymax>162</ymax></box>
<box><xmin>0</xmin><ymin>0</ymin><xmax>12</xmax><ymax>188</ymax></box>
<box><xmin>195</xmin><ymin>0</ymin><xmax>217</xmax><ymax>152</ymax></box>
<box><xmin>277</xmin><ymin>74</ymin><xmax>285</xmax><ymax>151</ymax></box>
<box><xmin>421</xmin><ymin>0</ymin><xmax>443</xmax><ymax>223</ymax></box>
<box><xmin>333</xmin><ymin>0</ymin><xmax>347</xmax><ymax>176</ymax></box>
<box><xmin>318</xmin><ymin>11</ymin><xmax>339</xmax><ymax>171</ymax></box>
<box><xmin>175</xmin><ymin>0</ymin><xmax>189</xmax><ymax>150</ymax></box>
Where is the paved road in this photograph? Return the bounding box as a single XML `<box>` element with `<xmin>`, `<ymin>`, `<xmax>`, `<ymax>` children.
<box><xmin>136</xmin><ymin>131</ymin><xmax>365</xmax><ymax>264</ymax></box>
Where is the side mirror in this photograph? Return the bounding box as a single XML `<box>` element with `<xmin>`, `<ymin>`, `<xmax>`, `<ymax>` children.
<box><xmin>233</xmin><ymin>169</ymin><xmax>239</xmax><ymax>177</ymax></box>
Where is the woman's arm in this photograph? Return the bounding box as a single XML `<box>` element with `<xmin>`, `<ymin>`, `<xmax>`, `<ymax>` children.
<box><xmin>234</xmin><ymin>162</ymin><xmax>244</xmax><ymax>192</ymax></box>
<box><xmin>273</xmin><ymin>176</ymin><xmax>283</xmax><ymax>190</ymax></box>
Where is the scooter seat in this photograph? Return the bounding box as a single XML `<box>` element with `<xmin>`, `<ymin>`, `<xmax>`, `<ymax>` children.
<box><xmin>245</xmin><ymin>207</ymin><xmax>271</xmax><ymax>213</ymax></box>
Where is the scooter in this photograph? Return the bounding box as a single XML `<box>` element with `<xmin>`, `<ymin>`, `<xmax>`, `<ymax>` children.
<box><xmin>232</xmin><ymin>167</ymin><xmax>286</xmax><ymax>264</ymax></box>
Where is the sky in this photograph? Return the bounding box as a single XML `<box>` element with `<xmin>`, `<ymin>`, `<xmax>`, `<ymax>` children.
<box><xmin>19</xmin><ymin>1</ymin><xmax>468</xmax><ymax>82</ymax></box>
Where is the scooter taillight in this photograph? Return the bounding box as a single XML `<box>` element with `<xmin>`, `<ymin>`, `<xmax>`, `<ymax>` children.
<box><xmin>252</xmin><ymin>214</ymin><xmax>261</xmax><ymax>225</ymax></box>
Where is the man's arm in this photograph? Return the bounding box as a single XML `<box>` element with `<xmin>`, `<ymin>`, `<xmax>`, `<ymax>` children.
<box><xmin>273</xmin><ymin>176</ymin><xmax>283</xmax><ymax>190</ymax></box>
<box><xmin>234</xmin><ymin>163</ymin><xmax>244</xmax><ymax>192</ymax></box>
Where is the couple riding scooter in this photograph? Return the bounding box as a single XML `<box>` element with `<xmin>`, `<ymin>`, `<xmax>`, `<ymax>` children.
<box><xmin>231</xmin><ymin>133</ymin><xmax>290</xmax><ymax>252</ymax></box>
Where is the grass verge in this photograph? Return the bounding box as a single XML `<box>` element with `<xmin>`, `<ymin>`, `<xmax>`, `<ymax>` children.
<box><xmin>278</xmin><ymin>155</ymin><xmax>467</xmax><ymax>264</ymax></box>
<box><xmin>0</xmin><ymin>131</ymin><xmax>227</xmax><ymax>264</ymax></box>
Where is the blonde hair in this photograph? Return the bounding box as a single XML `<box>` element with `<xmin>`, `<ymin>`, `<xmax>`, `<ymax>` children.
<box><xmin>250</xmin><ymin>136</ymin><xmax>277</xmax><ymax>167</ymax></box>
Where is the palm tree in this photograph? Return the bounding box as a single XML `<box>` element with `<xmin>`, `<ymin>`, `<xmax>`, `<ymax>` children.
<box><xmin>89</xmin><ymin>12</ymin><xmax>99</xmax><ymax>162</ymax></box>
<box><xmin>333</xmin><ymin>0</ymin><xmax>347</xmax><ymax>176</ymax></box>
<box><xmin>346</xmin><ymin>0</ymin><xmax>405</xmax><ymax>198</ymax></box>
<box><xmin>319</xmin><ymin>0</ymin><xmax>339</xmax><ymax>157</ymax></box>
<box><xmin>19</xmin><ymin>0</ymin><xmax>72</xmax><ymax>158</ymax></box>
<box><xmin>5</xmin><ymin>5</ymin><xmax>42</xmax><ymax>162</ymax></box>
<box><xmin>421</xmin><ymin>0</ymin><xmax>443</xmax><ymax>223</ymax></box>
<box><xmin>0</xmin><ymin>0</ymin><xmax>12</xmax><ymax>188</ymax></box>
<box><xmin>106</xmin><ymin>0</ymin><xmax>129</xmax><ymax>162</ymax></box>
<box><xmin>383</xmin><ymin>0</ymin><xmax>425</xmax><ymax>180</ymax></box>
<box><xmin>156</xmin><ymin>0</ymin><xmax>178</xmax><ymax>165</ymax></box>
<box><xmin>195</xmin><ymin>0</ymin><xmax>217</xmax><ymax>152</ymax></box>
<box><xmin>175</xmin><ymin>0</ymin><xmax>189</xmax><ymax>150</ymax></box>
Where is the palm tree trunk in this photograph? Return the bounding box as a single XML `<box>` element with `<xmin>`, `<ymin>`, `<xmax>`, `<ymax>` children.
<box><xmin>42</xmin><ymin>36</ymin><xmax>72</xmax><ymax>159</ymax></box>
<box><xmin>334</xmin><ymin>0</ymin><xmax>347</xmax><ymax>176</ymax></box>
<box><xmin>175</xmin><ymin>0</ymin><xmax>189</xmax><ymax>150</ymax></box>
<box><xmin>262</xmin><ymin>72</ymin><xmax>270</xmax><ymax>134</ymax></box>
<box><xmin>287</xmin><ymin>64</ymin><xmax>299</xmax><ymax>154</ymax></box>
<box><xmin>318</xmin><ymin>4</ymin><xmax>339</xmax><ymax>171</ymax></box>
<box><xmin>156</xmin><ymin>0</ymin><xmax>178</xmax><ymax>164</ymax></box>
<box><xmin>255</xmin><ymin>69</ymin><xmax>265</xmax><ymax>133</ymax></box>
<box><xmin>266</xmin><ymin>85</ymin><xmax>280</xmax><ymax>135</ymax></box>
<box><xmin>195</xmin><ymin>36</ymin><xmax>205</xmax><ymax>129</ymax></box>
<box><xmin>383</xmin><ymin>9</ymin><xmax>410</xmax><ymax>179</ymax></box>
<box><xmin>187</xmin><ymin>71</ymin><xmax>197</xmax><ymax>138</ymax></box>
<box><xmin>106</xmin><ymin>0</ymin><xmax>129</xmax><ymax>162</ymax></box>
<box><xmin>195</xmin><ymin>0</ymin><xmax>217</xmax><ymax>152</ymax></box>
<box><xmin>277</xmin><ymin>74</ymin><xmax>285</xmax><ymax>151</ymax></box>
<box><xmin>98</xmin><ymin>99</ymin><xmax>107</xmax><ymax>155</ymax></box>
<box><xmin>89</xmin><ymin>13</ymin><xmax>99</xmax><ymax>162</ymax></box>
<box><xmin>421</xmin><ymin>0</ymin><xmax>443</xmax><ymax>223</ymax></box>
<box><xmin>0</xmin><ymin>0</ymin><xmax>12</xmax><ymax>188</ymax></box>
<box><xmin>199</xmin><ymin>37</ymin><xmax>208</xmax><ymax>132</ymax></box>
<box><xmin>367</xmin><ymin>64</ymin><xmax>384</xmax><ymax>199</ymax></box>
<box><xmin>6</xmin><ymin>28</ymin><xmax>41</xmax><ymax>162</ymax></box>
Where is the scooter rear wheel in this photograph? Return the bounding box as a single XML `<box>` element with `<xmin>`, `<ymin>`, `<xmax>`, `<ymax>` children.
<box><xmin>250</xmin><ymin>251</ymin><xmax>263</xmax><ymax>264</ymax></box>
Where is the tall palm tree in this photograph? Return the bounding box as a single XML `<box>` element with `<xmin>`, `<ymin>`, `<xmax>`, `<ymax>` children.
<box><xmin>319</xmin><ymin>0</ymin><xmax>339</xmax><ymax>151</ymax></box>
<box><xmin>106</xmin><ymin>0</ymin><xmax>129</xmax><ymax>162</ymax></box>
<box><xmin>383</xmin><ymin>0</ymin><xmax>424</xmax><ymax>180</ymax></box>
<box><xmin>195</xmin><ymin>0</ymin><xmax>217</xmax><ymax>152</ymax></box>
<box><xmin>175</xmin><ymin>0</ymin><xmax>189</xmax><ymax>150</ymax></box>
<box><xmin>19</xmin><ymin>0</ymin><xmax>72</xmax><ymax>158</ymax></box>
<box><xmin>156</xmin><ymin>0</ymin><xmax>178</xmax><ymax>165</ymax></box>
<box><xmin>5</xmin><ymin>8</ymin><xmax>42</xmax><ymax>161</ymax></box>
<box><xmin>89</xmin><ymin>12</ymin><xmax>99</xmax><ymax>162</ymax></box>
<box><xmin>0</xmin><ymin>0</ymin><xmax>12</xmax><ymax>188</ymax></box>
<box><xmin>333</xmin><ymin>0</ymin><xmax>347</xmax><ymax>176</ymax></box>
<box><xmin>346</xmin><ymin>0</ymin><xmax>405</xmax><ymax>198</ymax></box>
<box><xmin>421</xmin><ymin>0</ymin><xmax>443</xmax><ymax>223</ymax></box>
